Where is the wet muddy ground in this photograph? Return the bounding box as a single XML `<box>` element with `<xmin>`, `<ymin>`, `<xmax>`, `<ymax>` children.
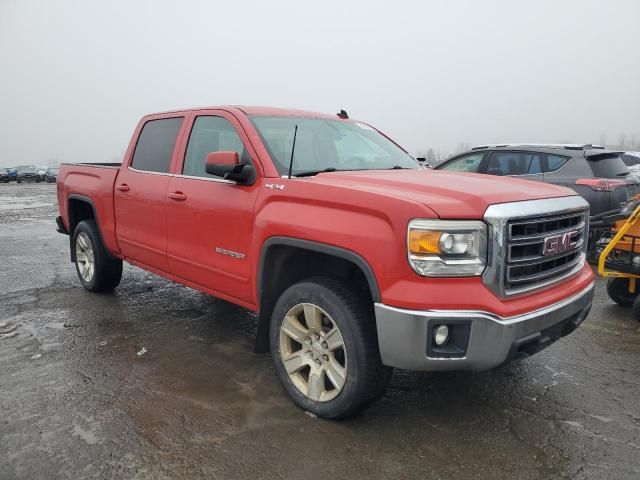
<box><xmin>1</xmin><ymin>183</ymin><xmax>639</xmax><ymax>480</ymax></box>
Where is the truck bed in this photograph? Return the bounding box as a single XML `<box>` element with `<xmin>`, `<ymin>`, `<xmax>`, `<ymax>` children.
<box><xmin>57</xmin><ymin>163</ymin><xmax>122</xmax><ymax>256</ymax></box>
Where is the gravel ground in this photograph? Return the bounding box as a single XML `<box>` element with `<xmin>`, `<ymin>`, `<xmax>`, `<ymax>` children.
<box><xmin>1</xmin><ymin>183</ymin><xmax>639</xmax><ymax>480</ymax></box>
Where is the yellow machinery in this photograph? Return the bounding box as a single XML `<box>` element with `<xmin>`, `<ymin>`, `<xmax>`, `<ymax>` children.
<box><xmin>595</xmin><ymin>199</ymin><xmax>640</xmax><ymax>322</ymax></box>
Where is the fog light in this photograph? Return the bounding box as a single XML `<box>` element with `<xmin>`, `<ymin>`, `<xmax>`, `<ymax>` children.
<box><xmin>434</xmin><ymin>325</ymin><xmax>450</xmax><ymax>346</ymax></box>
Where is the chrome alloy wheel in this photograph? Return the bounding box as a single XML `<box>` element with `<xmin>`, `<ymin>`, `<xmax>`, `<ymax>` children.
<box><xmin>279</xmin><ymin>303</ymin><xmax>347</xmax><ymax>402</ymax></box>
<box><xmin>75</xmin><ymin>232</ymin><xmax>95</xmax><ymax>282</ymax></box>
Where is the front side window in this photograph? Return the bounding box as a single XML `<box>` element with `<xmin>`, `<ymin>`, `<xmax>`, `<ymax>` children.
<box><xmin>183</xmin><ymin>116</ymin><xmax>245</xmax><ymax>178</ymax></box>
<box><xmin>439</xmin><ymin>153</ymin><xmax>484</xmax><ymax>173</ymax></box>
<box><xmin>486</xmin><ymin>152</ymin><xmax>542</xmax><ymax>176</ymax></box>
<box><xmin>131</xmin><ymin>117</ymin><xmax>183</xmax><ymax>173</ymax></box>
<box><xmin>250</xmin><ymin>116</ymin><xmax>419</xmax><ymax>176</ymax></box>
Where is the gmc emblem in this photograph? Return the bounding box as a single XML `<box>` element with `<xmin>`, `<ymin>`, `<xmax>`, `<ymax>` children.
<box><xmin>542</xmin><ymin>231</ymin><xmax>579</xmax><ymax>256</ymax></box>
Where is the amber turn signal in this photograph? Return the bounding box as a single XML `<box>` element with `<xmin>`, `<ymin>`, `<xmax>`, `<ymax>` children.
<box><xmin>408</xmin><ymin>230</ymin><xmax>442</xmax><ymax>254</ymax></box>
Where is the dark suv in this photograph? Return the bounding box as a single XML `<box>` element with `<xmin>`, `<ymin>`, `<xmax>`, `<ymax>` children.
<box><xmin>436</xmin><ymin>144</ymin><xmax>639</xmax><ymax>219</ymax></box>
<box><xmin>16</xmin><ymin>165</ymin><xmax>41</xmax><ymax>183</ymax></box>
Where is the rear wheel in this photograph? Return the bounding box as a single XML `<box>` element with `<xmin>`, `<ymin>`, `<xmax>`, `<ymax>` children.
<box><xmin>73</xmin><ymin>220</ymin><xmax>122</xmax><ymax>292</ymax></box>
<box><xmin>606</xmin><ymin>278</ymin><xmax>637</xmax><ymax>307</ymax></box>
<box><xmin>270</xmin><ymin>277</ymin><xmax>391</xmax><ymax>418</ymax></box>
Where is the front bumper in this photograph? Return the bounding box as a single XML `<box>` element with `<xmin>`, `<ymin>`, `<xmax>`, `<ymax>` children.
<box><xmin>374</xmin><ymin>282</ymin><xmax>594</xmax><ymax>371</ymax></box>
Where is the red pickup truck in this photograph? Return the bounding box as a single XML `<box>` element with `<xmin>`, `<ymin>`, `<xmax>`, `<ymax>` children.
<box><xmin>56</xmin><ymin>106</ymin><xmax>594</xmax><ymax>418</ymax></box>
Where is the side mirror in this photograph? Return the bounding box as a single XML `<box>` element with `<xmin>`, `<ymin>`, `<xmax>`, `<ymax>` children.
<box><xmin>205</xmin><ymin>151</ymin><xmax>255</xmax><ymax>184</ymax></box>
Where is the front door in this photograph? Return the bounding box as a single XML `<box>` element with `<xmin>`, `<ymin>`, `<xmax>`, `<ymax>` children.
<box><xmin>114</xmin><ymin>116</ymin><xmax>184</xmax><ymax>271</ymax></box>
<box><xmin>166</xmin><ymin>112</ymin><xmax>261</xmax><ymax>305</ymax></box>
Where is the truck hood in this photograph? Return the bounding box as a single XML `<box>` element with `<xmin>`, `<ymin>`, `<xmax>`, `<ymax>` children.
<box><xmin>305</xmin><ymin>169</ymin><xmax>576</xmax><ymax>218</ymax></box>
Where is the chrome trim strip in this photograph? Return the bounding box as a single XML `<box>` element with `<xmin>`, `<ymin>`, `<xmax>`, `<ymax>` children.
<box><xmin>375</xmin><ymin>282</ymin><xmax>594</xmax><ymax>326</ymax></box>
<box><xmin>128</xmin><ymin>166</ymin><xmax>236</xmax><ymax>184</ymax></box>
<box><xmin>509</xmin><ymin>222</ymin><xmax>585</xmax><ymax>243</ymax></box>
<box><xmin>507</xmin><ymin>239</ymin><xmax>584</xmax><ymax>264</ymax></box>
<box><xmin>507</xmin><ymin>253</ymin><xmax>582</xmax><ymax>283</ymax></box>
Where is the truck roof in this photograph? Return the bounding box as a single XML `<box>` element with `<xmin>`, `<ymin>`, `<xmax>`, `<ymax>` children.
<box><xmin>147</xmin><ymin>105</ymin><xmax>341</xmax><ymax>120</ymax></box>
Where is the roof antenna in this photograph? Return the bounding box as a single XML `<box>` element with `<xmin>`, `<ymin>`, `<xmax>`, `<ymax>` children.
<box><xmin>287</xmin><ymin>125</ymin><xmax>298</xmax><ymax>179</ymax></box>
<box><xmin>337</xmin><ymin>109</ymin><xmax>349</xmax><ymax>119</ymax></box>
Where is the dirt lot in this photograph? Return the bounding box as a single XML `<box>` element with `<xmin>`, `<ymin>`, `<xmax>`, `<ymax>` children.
<box><xmin>1</xmin><ymin>183</ymin><xmax>639</xmax><ymax>480</ymax></box>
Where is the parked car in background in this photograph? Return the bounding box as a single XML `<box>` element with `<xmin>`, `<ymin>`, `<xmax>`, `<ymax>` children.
<box><xmin>436</xmin><ymin>144</ymin><xmax>639</xmax><ymax>220</ymax></box>
<box><xmin>0</xmin><ymin>168</ymin><xmax>10</xmax><ymax>183</ymax></box>
<box><xmin>45</xmin><ymin>167</ymin><xmax>58</xmax><ymax>183</ymax></box>
<box><xmin>16</xmin><ymin>165</ymin><xmax>41</xmax><ymax>183</ymax></box>
<box><xmin>621</xmin><ymin>152</ymin><xmax>640</xmax><ymax>179</ymax></box>
<box><xmin>37</xmin><ymin>166</ymin><xmax>48</xmax><ymax>181</ymax></box>
<box><xmin>5</xmin><ymin>168</ymin><xmax>17</xmax><ymax>181</ymax></box>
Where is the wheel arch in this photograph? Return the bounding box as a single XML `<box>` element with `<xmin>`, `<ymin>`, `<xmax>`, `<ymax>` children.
<box><xmin>66</xmin><ymin>194</ymin><xmax>114</xmax><ymax>261</ymax></box>
<box><xmin>254</xmin><ymin>237</ymin><xmax>381</xmax><ymax>353</ymax></box>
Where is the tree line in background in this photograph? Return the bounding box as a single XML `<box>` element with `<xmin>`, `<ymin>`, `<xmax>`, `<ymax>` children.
<box><xmin>418</xmin><ymin>133</ymin><xmax>640</xmax><ymax>166</ymax></box>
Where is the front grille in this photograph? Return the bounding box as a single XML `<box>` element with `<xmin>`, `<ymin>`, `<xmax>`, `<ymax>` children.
<box><xmin>504</xmin><ymin>211</ymin><xmax>587</xmax><ymax>294</ymax></box>
<box><xmin>483</xmin><ymin>197</ymin><xmax>590</xmax><ymax>298</ymax></box>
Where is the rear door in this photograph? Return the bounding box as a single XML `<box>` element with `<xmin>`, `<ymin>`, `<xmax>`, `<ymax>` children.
<box><xmin>114</xmin><ymin>115</ymin><xmax>185</xmax><ymax>272</ymax></box>
<box><xmin>484</xmin><ymin>151</ymin><xmax>544</xmax><ymax>181</ymax></box>
<box><xmin>165</xmin><ymin>110</ymin><xmax>261</xmax><ymax>305</ymax></box>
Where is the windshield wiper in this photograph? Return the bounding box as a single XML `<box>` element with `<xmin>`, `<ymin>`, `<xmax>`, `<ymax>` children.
<box><xmin>294</xmin><ymin>167</ymin><xmax>339</xmax><ymax>177</ymax></box>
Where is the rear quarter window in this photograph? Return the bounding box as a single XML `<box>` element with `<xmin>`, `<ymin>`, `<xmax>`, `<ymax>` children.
<box><xmin>546</xmin><ymin>154</ymin><xmax>570</xmax><ymax>172</ymax></box>
<box><xmin>588</xmin><ymin>154</ymin><xmax>629</xmax><ymax>178</ymax></box>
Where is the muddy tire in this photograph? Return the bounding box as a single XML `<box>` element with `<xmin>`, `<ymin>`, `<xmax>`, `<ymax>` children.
<box><xmin>606</xmin><ymin>278</ymin><xmax>637</xmax><ymax>307</ymax></box>
<box><xmin>73</xmin><ymin>220</ymin><xmax>122</xmax><ymax>292</ymax></box>
<box><xmin>270</xmin><ymin>277</ymin><xmax>392</xmax><ymax>419</ymax></box>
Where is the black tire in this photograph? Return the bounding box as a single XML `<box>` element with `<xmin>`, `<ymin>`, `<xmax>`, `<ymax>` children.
<box><xmin>270</xmin><ymin>276</ymin><xmax>392</xmax><ymax>419</ymax></box>
<box><xmin>633</xmin><ymin>296</ymin><xmax>640</xmax><ymax>323</ymax></box>
<box><xmin>606</xmin><ymin>278</ymin><xmax>637</xmax><ymax>307</ymax></box>
<box><xmin>16</xmin><ymin>179</ymin><xmax>21</xmax><ymax>183</ymax></box>
<box><xmin>72</xmin><ymin>220</ymin><xmax>122</xmax><ymax>292</ymax></box>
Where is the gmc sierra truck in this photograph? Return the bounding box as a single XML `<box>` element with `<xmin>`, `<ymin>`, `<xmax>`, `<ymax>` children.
<box><xmin>56</xmin><ymin>106</ymin><xmax>594</xmax><ymax>418</ymax></box>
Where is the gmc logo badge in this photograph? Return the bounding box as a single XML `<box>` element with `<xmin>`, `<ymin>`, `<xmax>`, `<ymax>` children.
<box><xmin>542</xmin><ymin>231</ymin><xmax>579</xmax><ymax>256</ymax></box>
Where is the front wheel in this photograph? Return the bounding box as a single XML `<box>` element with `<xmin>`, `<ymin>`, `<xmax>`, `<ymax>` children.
<box><xmin>73</xmin><ymin>220</ymin><xmax>123</xmax><ymax>292</ymax></box>
<box><xmin>270</xmin><ymin>277</ymin><xmax>391</xmax><ymax>418</ymax></box>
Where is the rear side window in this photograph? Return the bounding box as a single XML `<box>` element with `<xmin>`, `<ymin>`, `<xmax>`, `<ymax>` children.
<box><xmin>588</xmin><ymin>154</ymin><xmax>629</xmax><ymax>178</ymax></box>
<box><xmin>131</xmin><ymin>117</ymin><xmax>183</xmax><ymax>173</ymax></box>
<box><xmin>486</xmin><ymin>152</ymin><xmax>542</xmax><ymax>176</ymax></box>
<box><xmin>439</xmin><ymin>153</ymin><xmax>484</xmax><ymax>173</ymax></box>
<box><xmin>546</xmin><ymin>154</ymin><xmax>570</xmax><ymax>172</ymax></box>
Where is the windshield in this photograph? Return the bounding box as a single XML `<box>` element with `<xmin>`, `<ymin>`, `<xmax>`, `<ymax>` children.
<box><xmin>250</xmin><ymin>116</ymin><xmax>419</xmax><ymax>176</ymax></box>
<box><xmin>18</xmin><ymin>166</ymin><xmax>36</xmax><ymax>173</ymax></box>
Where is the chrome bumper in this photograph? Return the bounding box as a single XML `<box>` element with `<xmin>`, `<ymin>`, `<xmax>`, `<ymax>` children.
<box><xmin>374</xmin><ymin>283</ymin><xmax>594</xmax><ymax>371</ymax></box>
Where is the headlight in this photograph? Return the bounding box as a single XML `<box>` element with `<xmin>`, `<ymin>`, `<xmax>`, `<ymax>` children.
<box><xmin>407</xmin><ymin>219</ymin><xmax>487</xmax><ymax>276</ymax></box>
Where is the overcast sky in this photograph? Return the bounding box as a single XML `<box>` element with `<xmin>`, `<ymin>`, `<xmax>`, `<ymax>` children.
<box><xmin>1</xmin><ymin>0</ymin><xmax>639</xmax><ymax>167</ymax></box>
